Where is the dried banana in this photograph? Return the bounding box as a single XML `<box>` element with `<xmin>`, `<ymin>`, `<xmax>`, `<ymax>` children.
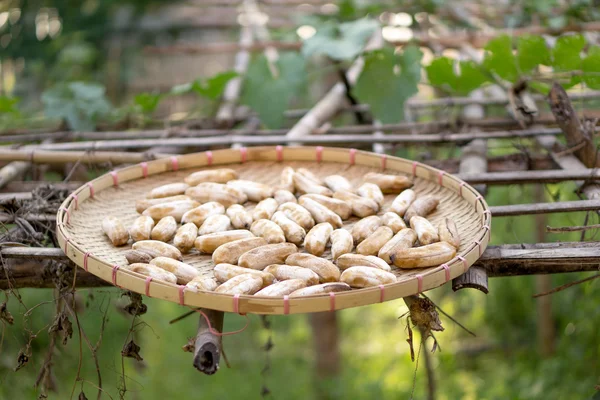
<box><xmin>194</xmin><ymin>230</ymin><xmax>255</xmax><ymax>254</ymax></box>
<box><xmin>279</xmin><ymin>167</ymin><xmax>295</xmax><ymax>192</ymax></box>
<box><xmin>238</xmin><ymin>243</ymin><xmax>298</xmax><ymax>270</ymax></box>
<box><xmin>142</xmin><ymin>199</ymin><xmax>200</xmax><ymax>222</ymax></box>
<box><xmin>278</xmin><ymin>202</ymin><xmax>315</xmax><ymax>230</ymax></box>
<box><xmin>410</xmin><ymin>216</ymin><xmax>439</xmax><ymax>245</ymax></box>
<box><xmin>264</xmin><ymin>264</ymin><xmax>320</xmax><ymax>285</ymax></box>
<box><xmin>285</xmin><ymin>253</ymin><xmax>340</xmax><ymax>283</ymax></box>
<box><xmin>381</xmin><ymin>212</ymin><xmax>406</xmax><ymax>233</ymax></box>
<box><xmin>351</xmin><ymin>215</ymin><xmax>382</xmax><ymax>244</ymax></box>
<box><xmin>186</xmin><ymin>276</ymin><xmax>218</xmax><ymax>292</ymax></box>
<box><xmin>125</xmin><ymin>263</ymin><xmax>177</xmax><ymax>284</ymax></box>
<box><xmin>129</xmin><ymin>215</ymin><xmax>155</xmax><ymax>242</ymax></box>
<box><xmin>356</xmin><ymin>226</ymin><xmax>393</xmax><ymax>256</ymax></box>
<box><xmin>147</xmin><ymin>182</ymin><xmax>190</xmax><ymax>199</ymax></box>
<box><xmin>390</xmin><ymin>189</ymin><xmax>416</xmax><ymax>216</ymax></box>
<box><xmin>324</xmin><ymin>175</ymin><xmax>353</xmax><ymax>192</ymax></box>
<box><xmin>184</xmin><ymin>168</ymin><xmax>238</xmax><ymax>186</ymax></box>
<box><xmin>271</xmin><ymin>211</ymin><xmax>306</xmax><ymax>245</ymax></box>
<box><xmin>304</xmin><ymin>222</ymin><xmax>333</xmax><ymax>256</ymax></box>
<box><xmin>136</xmin><ymin>195</ymin><xmax>191</xmax><ymax>214</ymax></box>
<box><xmin>226</xmin><ymin>204</ymin><xmax>253</xmax><ymax>229</ymax></box>
<box><xmin>131</xmin><ymin>240</ymin><xmax>183</xmax><ymax>260</ymax></box>
<box><xmin>124</xmin><ymin>250</ymin><xmax>153</xmax><ymax>265</ymax></box>
<box><xmin>390</xmin><ymin>241</ymin><xmax>456</xmax><ymax>268</ymax></box>
<box><xmin>181</xmin><ymin>201</ymin><xmax>225</xmax><ymax>227</ymax></box>
<box><xmin>250</xmin><ymin>219</ymin><xmax>286</xmax><ymax>244</ymax></box>
<box><xmin>378</xmin><ymin>228</ymin><xmax>417</xmax><ymax>264</ymax></box>
<box><xmin>333</xmin><ymin>190</ymin><xmax>379</xmax><ymax>217</ymax></box>
<box><xmin>252</xmin><ymin>198</ymin><xmax>279</xmax><ymax>221</ymax></box>
<box><xmin>404</xmin><ymin>195</ymin><xmax>439</xmax><ymax>223</ymax></box>
<box><xmin>213</xmin><ymin>263</ymin><xmax>274</xmax><ymax>287</ymax></box>
<box><xmin>364</xmin><ymin>172</ymin><xmax>412</xmax><ymax>193</ymax></box>
<box><xmin>298</xmin><ymin>197</ymin><xmax>342</xmax><ymax>228</ymax></box>
<box><xmin>340</xmin><ymin>266</ymin><xmax>396</xmax><ymax>288</ymax></box>
<box><xmin>255</xmin><ymin>279</ymin><xmax>306</xmax><ymax>297</ymax></box>
<box><xmin>290</xmin><ymin>282</ymin><xmax>351</xmax><ymax>297</ymax></box>
<box><xmin>330</xmin><ymin>229</ymin><xmax>353</xmax><ymax>260</ymax></box>
<box><xmin>299</xmin><ymin>194</ymin><xmax>352</xmax><ymax>220</ymax></box>
<box><xmin>293</xmin><ymin>172</ymin><xmax>332</xmax><ymax>196</ymax></box>
<box><xmin>212</xmin><ymin>237</ymin><xmax>268</xmax><ymax>265</ymax></box>
<box><xmin>173</xmin><ymin>222</ymin><xmax>198</xmax><ymax>253</ymax></box>
<box><xmin>185</xmin><ymin>183</ymin><xmax>247</xmax><ymax>207</ymax></box>
<box><xmin>357</xmin><ymin>183</ymin><xmax>384</xmax><ymax>207</ymax></box>
<box><xmin>151</xmin><ymin>216</ymin><xmax>177</xmax><ymax>242</ymax></box>
<box><xmin>150</xmin><ymin>257</ymin><xmax>200</xmax><ymax>284</ymax></box>
<box><xmin>215</xmin><ymin>274</ymin><xmax>263</xmax><ymax>295</ymax></box>
<box><xmin>438</xmin><ymin>218</ymin><xmax>460</xmax><ymax>249</ymax></box>
<box><xmin>102</xmin><ymin>216</ymin><xmax>129</xmax><ymax>246</ymax></box>
<box><xmin>336</xmin><ymin>254</ymin><xmax>391</xmax><ymax>272</ymax></box>
<box><xmin>297</xmin><ymin>168</ymin><xmax>323</xmax><ymax>185</ymax></box>
<box><xmin>198</xmin><ymin>214</ymin><xmax>232</xmax><ymax>235</ymax></box>
<box><xmin>274</xmin><ymin>189</ymin><xmax>297</xmax><ymax>204</ymax></box>
<box><xmin>227</xmin><ymin>179</ymin><xmax>273</xmax><ymax>202</ymax></box>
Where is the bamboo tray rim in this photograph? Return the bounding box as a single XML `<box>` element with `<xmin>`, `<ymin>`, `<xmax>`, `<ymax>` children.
<box><xmin>56</xmin><ymin>146</ymin><xmax>491</xmax><ymax>315</ymax></box>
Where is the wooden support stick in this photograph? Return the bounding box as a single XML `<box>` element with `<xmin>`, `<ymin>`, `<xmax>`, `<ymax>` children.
<box><xmin>0</xmin><ymin>161</ymin><xmax>30</xmax><ymax>190</ymax></box>
<box><xmin>193</xmin><ymin>309</ymin><xmax>224</xmax><ymax>375</ymax></box>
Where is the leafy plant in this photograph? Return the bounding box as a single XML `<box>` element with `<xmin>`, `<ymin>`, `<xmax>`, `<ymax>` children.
<box><xmin>171</xmin><ymin>71</ymin><xmax>238</xmax><ymax>100</ymax></box>
<box><xmin>41</xmin><ymin>82</ymin><xmax>112</xmax><ymax>131</ymax></box>
<box><xmin>133</xmin><ymin>92</ymin><xmax>164</xmax><ymax>115</ymax></box>
<box><xmin>241</xmin><ymin>52</ymin><xmax>307</xmax><ymax>129</ymax></box>
<box><xmin>302</xmin><ymin>18</ymin><xmax>379</xmax><ymax>61</ymax></box>
<box><xmin>425</xmin><ymin>57</ymin><xmax>489</xmax><ymax>95</ymax></box>
<box><xmin>353</xmin><ymin>46</ymin><xmax>423</xmax><ymax>123</ymax></box>
<box><xmin>0</xmin><ymin>96</ymin><xmax>21</xmax><ymax>116</ymax></box>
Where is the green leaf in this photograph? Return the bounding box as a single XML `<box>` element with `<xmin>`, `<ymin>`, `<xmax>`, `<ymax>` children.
<box><xmin>425</xmin><ymin>57</ymin><xmax>456</xmax><ymax>91</ymax></box>
<box><xmin>302</xmin><ymin>18</ymin><xmax>378</xmax><ymax>61</ymax></box>
<box><xmin>425</xmin><ymin>57</ymin><xmax>488</xmax><ymax>95</ymax></box>
<box><xmin>241</xmin><ymin>52</ymin><xmax>307</xmax><ymax>128</ymax></box>
<box><xmin>0</xmin><ymin>96</ymin><xmax>20</xmax><ymax>115</ymax></box>
<box><xmin>353</xmin><ymin>46</ymin><xmax>423</xmax><ymax>124</ymax></box>
<box><xmin>528</xmin><ymin>81</ymin><xmax>551</xmax><ymax>95</ymax></box>
<box><xmin>552</xmin><ymin>33</ymin><xmax>585</xmax><ymax>71</ymax></box>
<box><xmin>169</xmin><ymin>71</ymin><xmax>237</xmax><ymax>99</ymax></box>
<box><xmin>582</xmin><ymin>46</ymin><xmax>600</xmax><ymax>89</ymax></box>
<box><xmin>517</xmin><ymin>35</ymin><xmax>550</xmax><ymax>72</ymax></box>
<box><xmin>41</xmin><ymin>82</ymin><xmax>111</xmax><ymax>131</ymax></box>
<box><xmin>191</xmin><ymin>71</ymin><xmax>238</xmax><ymax>100</ymax></box>
<box><xmin>483</xmin><ymin>35</ymin><xmax>518</xmax><ymax>82</ymax></box>
<box><xmin>134</xmin><ymin>92</ymin><xmax>163</xmax><ymax>114</ymax></box>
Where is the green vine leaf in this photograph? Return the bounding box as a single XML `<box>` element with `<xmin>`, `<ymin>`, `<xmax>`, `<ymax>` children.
<box><xmin>302</xmin><ymin>18</ymin><xmax>379</xmax><ymax>61</ymax></box>
<box><xmin>582</xmin><ymin>46</ymin><xmax>600</xmax><ymax>89</ymax></box>
<box><xmin>517</xmin><ymin>35</ymin><xmax>550</xmax><ymax>72</ymax></box>
<box><xmin>241</xmin><ymin>52</ymin><xmax>306</xmax><ymax>129</ymax></box>
<box><xmin>353</xmin><ymin>46</ymin><xmax>422</xmax><ymax>124</ymax></box>
<box><xmin>0</xmin><ymin>96</ymin><xmax>21</xmax><ymax>116</ymax></box>
<box><xmin>551</xmin><ymin>33</ymin><xmax>585</xmax><ymax>71</ymax></box>
<box><xmin>483</xmin><ymin>35</ymin><xmax>518</xmax><ymax>82</ymax></box>
<box><xmin>425</xmin><ymin>57</ymin><xmax>488</xmax><ymax>95</ymax></box>
<box><xmin>134</xmin><ymin>92</ymin><xmax>163</xmax><ymax>114</ymax></box>
<box><xmin>170</xmin><ymin>71</ymin><xmax>238</xmax><ymax>100</ymax></box>
<box><xmin>41</xmin><ymin>82</ymin><xmax>111</xmax><ymax>131</ymax></box>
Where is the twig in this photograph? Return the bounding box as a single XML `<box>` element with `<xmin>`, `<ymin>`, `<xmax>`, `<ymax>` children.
<box><xmin>532</xmin><ymin>274</ymin><xmax>600</xmax><ymax>298</ymax></box>
<box><xmin>421</xmin><ymin>294</ymin><xmax>476</xmax><ymax>337</ymax></box>
<box><xmin>546</xmin><ymin>223</ymin><xmax>600</xmax><ymax>233</ymax></box>
<box><xmin>169</xmin><ymin>309</ymin><xmax>198</xmax><ymax>324</ymax></box>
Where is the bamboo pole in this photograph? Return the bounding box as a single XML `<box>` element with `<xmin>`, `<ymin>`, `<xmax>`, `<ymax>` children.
<box><xmin>3</xmin><ymin>242</ymin><xmax>600</xmax><ymax>288</ymax></box>
<box><xmin>286</xmin><ymin>31</ymin><xmax>382</xmax><ymax>141</ymax></box>
<box><xmin>215</xmin><ymin>25</ymin><xmax>254</xmax><ymax>126</ymax></box>
<box><xmin>12</xmin><ymin>127</ymin><xmax>569</xmax><ymax>151</ymax></box>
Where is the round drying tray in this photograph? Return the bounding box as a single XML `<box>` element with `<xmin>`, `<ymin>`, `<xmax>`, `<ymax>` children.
<box><xmin>56</xmin><ymin>146</ymin><xmax>491</xmax><ymax>315</ymax></box>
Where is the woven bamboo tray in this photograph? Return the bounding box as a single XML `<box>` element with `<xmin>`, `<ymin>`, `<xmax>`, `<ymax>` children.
<box><xmin>56</xmin><ymin>146</ymin><xmax>491</xmax><ymax>315</ymax></box>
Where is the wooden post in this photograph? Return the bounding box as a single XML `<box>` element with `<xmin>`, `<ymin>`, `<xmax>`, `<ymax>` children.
<box><xmin>193</xmin><ymin>309</ymin><xmax>224</xmax><ymax>375</ymax></box>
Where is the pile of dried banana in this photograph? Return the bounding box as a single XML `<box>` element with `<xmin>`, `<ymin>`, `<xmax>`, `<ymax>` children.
<box><xmin>101</xmin><ymin>167</ymin><xmax>460</xmax><ymax>298</ymax></box>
